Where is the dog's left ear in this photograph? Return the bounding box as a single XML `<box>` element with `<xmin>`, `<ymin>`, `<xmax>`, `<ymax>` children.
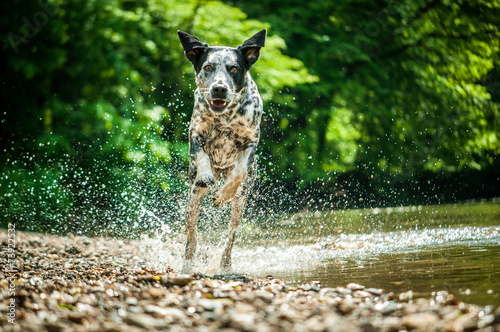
<box><xmin>178</xmin><ymin>30</ymin><xmax>208</xmax><ymax>65</ymax></box>
<box><xmin>237</xmin><ymin>29</ymin><xmax>267</xmax><ymax>69</ymax></box>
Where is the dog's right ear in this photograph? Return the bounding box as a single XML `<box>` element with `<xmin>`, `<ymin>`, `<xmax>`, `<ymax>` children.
<box><xmin>178</xmin><ymin>30</ymin><xmax>208</xmax><ymax>65</ymax></box>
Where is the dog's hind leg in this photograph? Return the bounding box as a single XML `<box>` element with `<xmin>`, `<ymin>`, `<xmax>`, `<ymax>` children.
<box><xmin>213</xmin><ymin>143</ymin><xmax>256</xmax><ymax>207</ymax></box>
<box><xmin>220</xmin><ymin>158</ymin><xmax>257</xmax><ymax>271</ymax></box>
<box><xmin>220</xmin><ymin>194</ymin><xmax>247</xmax><ymax>271</ymax></box>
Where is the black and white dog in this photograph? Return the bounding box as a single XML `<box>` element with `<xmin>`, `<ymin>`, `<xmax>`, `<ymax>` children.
<box><xmin>177</xmin><ymin>29</ymin><xmax>266</xmax><ymax>272</ymax></box>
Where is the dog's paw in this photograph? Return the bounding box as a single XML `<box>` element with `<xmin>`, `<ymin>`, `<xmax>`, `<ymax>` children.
<box><xmin>219</xmin><ymin>257</ymin><xmax>232</xmax><ymax>272</ymax></box>
<box><xmin>181</xmin><ymin>259</ymin><xmax>194</xmax><ymax>274</ymax></box>
<box><xmin>213</xmin><ymin>189</ymin><xmax>231</xmax><ymax>207</ymax></box>
<box><xmin>195</xmin><ymin>174</ymin><xmax>215</xmax><ymax>188</ymax></box>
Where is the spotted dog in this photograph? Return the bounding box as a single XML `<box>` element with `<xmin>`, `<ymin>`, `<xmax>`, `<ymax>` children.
<box><xmin>178</xmin><ymin>29</ymin><xmax>266</xmax><ymax>272</ymax></box>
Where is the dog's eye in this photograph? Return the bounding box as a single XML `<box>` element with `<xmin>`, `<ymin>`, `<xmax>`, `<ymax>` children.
<box><xmin>231</xmin><ymin>67</ymin><xmax>238</xmax><ymax>73</ymax></box>
<box><xmin>204</xmin><ymin>65</ymin><xmax>212</xmax><ymax>71</ymax></box>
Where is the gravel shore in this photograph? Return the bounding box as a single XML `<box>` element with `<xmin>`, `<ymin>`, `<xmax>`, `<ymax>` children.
<box><xmin>1</xmin><ymin>229</ymin><xmax>499</xmax><ymax>332</ymax></box>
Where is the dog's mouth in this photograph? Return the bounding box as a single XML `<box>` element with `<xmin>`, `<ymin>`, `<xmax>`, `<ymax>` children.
<box><xmin>209</xmin><ymin>99</ymin><xmax>227</xmax><ymax>110</ymax></box>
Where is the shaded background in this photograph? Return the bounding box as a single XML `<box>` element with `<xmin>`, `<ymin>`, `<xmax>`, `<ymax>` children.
<box><xmin>1</xmin><ymin>0</ymin><xmax>499</xmax><ymax>235</ymax></box>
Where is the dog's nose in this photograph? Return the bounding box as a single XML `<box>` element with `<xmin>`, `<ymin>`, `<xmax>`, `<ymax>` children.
<box><xmin>213</xmin><ymin>85</ymin><xmax>227</xmax><ymax>94</ymax></box>
<box><xmin>211</xmin><ymin>85</ymin><xmax>228</xmax><ymax>98</ymax></box>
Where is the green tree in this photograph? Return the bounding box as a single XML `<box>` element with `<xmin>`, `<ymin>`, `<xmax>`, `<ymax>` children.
<box><xmin>0</xmin><ymin>0</ymin><xmax>315</xmax><ymax>233</ymax></box>
<box><xmin>233</xmin><ymin>0</ymin><xmax>500</xmax><ymax>180</ymax></box>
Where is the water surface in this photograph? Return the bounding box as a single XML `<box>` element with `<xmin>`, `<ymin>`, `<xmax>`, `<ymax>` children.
<box><xmin>231</xmin><ymin>201</ymin><xmax>500</xmax><ymax>307</ymax></box>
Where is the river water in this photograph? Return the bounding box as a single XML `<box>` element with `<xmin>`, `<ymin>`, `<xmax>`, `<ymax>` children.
<box><xmin>145</xmin><ymin>200</ymin><xmax>499</xmax><ymax>307</ymax></box>
<box><xmin>230</xmin><ymin>201</ymin><xmax>500</xmax><ymax>307</ymax></box>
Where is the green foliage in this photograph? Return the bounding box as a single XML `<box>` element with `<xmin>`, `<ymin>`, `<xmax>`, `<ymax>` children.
<box><xmin>0</xmin><ymin>0</ymin><xmax>314</xmax><ymax>232</ymax></box>
<box><xmin>234</xmin><ymin>0</ymin><xmax>500</xmax><ymax>182</ymax></box>
<box><xmin>1</xmin><ymin>0</ymin><xmax>499</xmax><ymax>233</ymax></box>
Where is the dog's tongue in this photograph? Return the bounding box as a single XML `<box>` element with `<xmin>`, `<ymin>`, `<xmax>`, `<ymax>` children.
<box><xmin>211</xmin><ymin>99</ymin><xmax>226</xmax><ymax>107</ymax></box>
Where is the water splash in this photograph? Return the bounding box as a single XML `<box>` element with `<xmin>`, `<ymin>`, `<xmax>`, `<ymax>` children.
<box><xmin>137</xmin><ymin>200</ymin><xmax>500</xmax><ymax>276</ymax></box>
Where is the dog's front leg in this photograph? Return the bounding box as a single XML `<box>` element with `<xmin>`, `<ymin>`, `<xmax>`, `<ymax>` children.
<box><xmin>191</xmin><ymin>137</ymin><xmax>215</xmax><ymax>188</ymax></box>
<box><xmin>213</xmin><ymin>143</ymin><xmax>256</xmax><ymax>207</ymax></box>
<box><xmin>182</xmin><ymin>136</ymin><xmax>214</xmax><ymax>273</ymax></box>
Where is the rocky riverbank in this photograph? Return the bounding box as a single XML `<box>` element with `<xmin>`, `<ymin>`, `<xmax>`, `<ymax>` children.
<box><xmin>1</xmin><ymin>229</ymin><xmax>499</xmax><ymax>331</ymax></box>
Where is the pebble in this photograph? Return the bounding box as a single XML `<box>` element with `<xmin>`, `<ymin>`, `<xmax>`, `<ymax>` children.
<box><xmin>161</xmin><ymin>274</ymin><xmax>193</xmax><ymax>287</ymax></box>
<box><xmin>346</xmin><ymin>282</ymin><xmax>364</xmax><ymax>291</ymax></box>
<box><xmin>0</xmin><ymin>229</ymin><xmax>498</xmax><ymax>332</ymax></box>
<box><xmin>198</xmin><ymin>299</ymin><xmax>224</xmax><ymax>311</ymax></box>
<box><xmin>125</xmin><ymin>313</ymin><xmax>168</xmax><ymax>329</ymax></box>
<box><xmin>365</xmin><ymin>287</ymin><xmax>383</xmax><ymax>296</ymax></box>
<box><xmin>229</xmin><ymin>313</ymin><xmax>256</xmax><ymax>331</ymax></box>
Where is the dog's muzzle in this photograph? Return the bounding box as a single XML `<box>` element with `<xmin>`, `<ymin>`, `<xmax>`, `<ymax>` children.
<box><xmin>209</xmin><ymin>85</ymin><xmax>229</xmax><ymax>112</ymax></box>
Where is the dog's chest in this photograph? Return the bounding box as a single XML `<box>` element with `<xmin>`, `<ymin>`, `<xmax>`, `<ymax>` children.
<box><xmin>193</xmin><ymin>112</ymin><xmax>259</xmax><ymax>168</ymax></box>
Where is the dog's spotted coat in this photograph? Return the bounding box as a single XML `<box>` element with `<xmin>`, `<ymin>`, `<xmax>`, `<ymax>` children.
<box><xmin>178</xmin><ymin>29</ymin><xmax>266</xmax><ymax>272</ymax></box>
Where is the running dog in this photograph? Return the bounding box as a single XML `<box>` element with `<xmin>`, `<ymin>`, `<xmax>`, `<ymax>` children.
<box><xmin>177</xmin><ymin>29</ymin><xmax>266</xmax><ymax>272</ymax></box>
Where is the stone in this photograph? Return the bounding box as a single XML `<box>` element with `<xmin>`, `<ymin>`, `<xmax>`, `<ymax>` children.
<box><xmin>346</xmin><ymin>283</ymin><xmax>365</xmax><ymax>291</ymax></box>
<box><xmin>400</xmin><ymin>313</ymin><xmax>439</xmax><ymax>331</ymax></box>
<box><xmin>229</xmin><ymin>313</ymin><xmax>256</xmax><ymax>331</ymax></box>
<box><xmin>125</xmin><ymin>313</ymin><xmax>167</xmax><ymax>329</ymax></box>
<box><xmin>198</xmin><ymin>299</ymin><xmax>223</xmax><ymax>311</ymax></box>
<box><xmin>162</xmin><ymin>274</ymin><xmax>193</xmax><ymax>287</ymax></box>
<box><xmin>2</xmin><ymin>229</ymin><xmax>498</xmax><ymax>332</ymax></box>
<box><xmin>365</xmin><ymin>288</ymin><xmax>383</xmax><ymax>296</ymax></box>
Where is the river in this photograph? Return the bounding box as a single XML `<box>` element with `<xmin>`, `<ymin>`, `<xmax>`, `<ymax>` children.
<box><xmin>230</xmin><ymin>200</ymin><xmax>500</xmax><ymax>307</ymax></box>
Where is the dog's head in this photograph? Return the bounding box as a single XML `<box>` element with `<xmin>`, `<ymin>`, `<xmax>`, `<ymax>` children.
<box><xmin>178</xmin><ymin>29</ymin><xmax>266</xmax><ymax>114</ymax></box>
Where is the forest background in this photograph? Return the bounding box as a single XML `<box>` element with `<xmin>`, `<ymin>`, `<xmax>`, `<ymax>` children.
<box><xmin>1</xmin><ymin>0</ymin><xmax>498</xmax><ymax>235</ymax></box>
